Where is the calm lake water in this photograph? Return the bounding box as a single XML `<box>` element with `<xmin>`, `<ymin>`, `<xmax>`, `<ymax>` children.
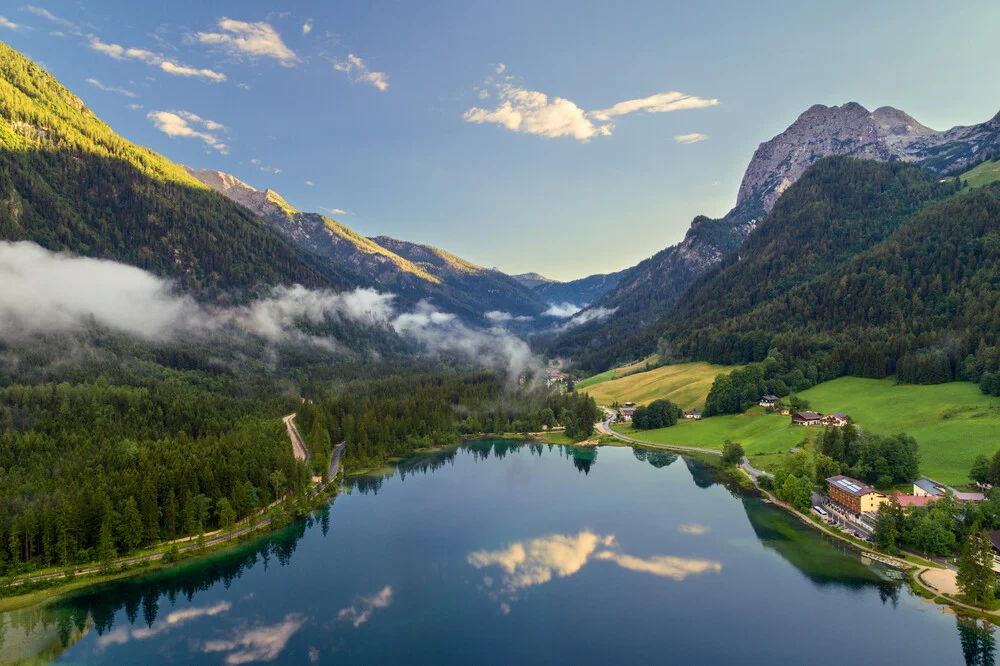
<box><xmin>1</xmin><ymin>441</ymin><xmax>995</xmax><ymax>665</ymax></box>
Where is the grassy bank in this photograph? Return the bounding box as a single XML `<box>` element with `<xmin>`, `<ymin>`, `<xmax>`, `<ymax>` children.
<box><xmin>581</xmin><ymin>361</ymin><xmax>736</xmax><ymax>410</ymax></box>
<box><xmin>611</xmin><ymin>377</ymin><xmax>1000</xmax><ymax>485</ymax></box>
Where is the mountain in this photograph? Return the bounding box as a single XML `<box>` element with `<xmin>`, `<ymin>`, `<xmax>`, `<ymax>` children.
<box><xmin>660</xmin><ymin>156</ymin><xmax>999</xmax><ymax>383</ymax></box>
<box><xmin>736</xmin><ymin>102</ymin><xmax>1000</xmax><ymax>214</ymax></box>
<box><xmin>0</xmin><ymin>41</ymin><xmax>340</xmax><ymax>296</ymax></box>
<box><xmin>553</xmin><ymin>102</ymin><xmax>1000</xmax><ymax>371</ymax></box>
<box><xmin>531</xmin><ymin>270</ymin><xmax>628</xmax><ymax>308</ymax></box>
<box><xmin>186</xmin><ymin>168</ymin><xmax>546</xmax><ymax>320</ymax></box>
<box><xmin>512</xmin><ymin>272</ymin><xmax>554</xmax><ymax>289</ymax></box>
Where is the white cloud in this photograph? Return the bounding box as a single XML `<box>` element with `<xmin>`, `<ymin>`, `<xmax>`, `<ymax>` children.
<box><xmin>337</xmin><ymin>586</ymin><xmax>393</xmax><ymax>627</ymax></box>
<box><xmin>96</xmin><ymin>601</ymin><xmax>232</xmax><ymax>649</ymax></box>
<box><xmin>468</xmin><ymin>530</ymin><xmax>721</xmax><ymax>611</ymax></box>
<box><xmin>88</xmin><ymin>36</ymin><xmax>226</xmax><ymax>82</ymax></box>
<box><xmin>0</xmin><ymin>242</ymin><xmax>539</xmax><ymax>375</ymax></box>
<box><xmin>237</xmin><ymin>82</ymin><xmax>250</xmax><ymax>90</ymax></box>
<box><xmin>594</xmin><ymin>551</ymin><xmax>722</xmax><ymax>580</ymax></box>
<box><xmin>542</xmin><ymin>303</ymin><xmax>581</xmax><ymax>318</ymax></box>
<box><xmin>147</xmin><ymin>110</ymin><xmax>229</xmax><ymax>153</ymax></box>
<box><xmin>127</xmin><ymin>103</ymin><xmax>144</xmax><ymax>110</ymax></box>
<box><xmin>86</xmin><ymin>78</ymin><xmax>136</xmax><ymax>97</ymax></box>
<box><xmin>320</xmin><ymin>207</ymin><xmax>347</xmax><ymax>216</ymax></box>
<box><xmin>302</xmin><ymin>19</ymin><xmax>313</xmax><ymax>36</ymax></box>
<box><xmin>197</xmin><ymin>18</ymin><xmax>298</xmax><ymax>65</ymax></box>
<box><xmin>23</xmin><ymin>5</ymin><xmax>75</xmax><ymax>29</ymax></box>
<box><xmin>0</xmin><ymin>16</ymin><xmax>24</xmax><ymax>30</ymax></box>
<box><xmin>485</xmin><ymin>311</ymin><xmax>533</xmax><ymax>323</ymax></box>
<box><xmin>674</xmin><ymin>133</ymin><xmax>708</xmax><ymax>144</ymax></box>
<box><xmin>678</xmin><ymin>523</ymin><xmax>710</xmax><ymax>535</ymax></box>
<box><xmin>554</xmin><ymin>306</ymin><xmax>616</xmax><ymax>331</ymax></box>
<box><xmin>465</xmin><ymin>69</ymin><xmax>718</xmax><ymax>142</ymax></box>
<box><xmin>49</xmin><ymin>31</ymin><xmax>63</xmax><ymax>37</ymax></box>
<box><xmin>304</xmin><ymin>180</ymin><xmax>313</xmax><ymax>186</ymax></box>
<box><xmin>464</xmin><ymin>85</ymin><xmax>609</xmax><ymax>142</ymax></box>
<box><xmin>590</xmin><ymin>92</ymin><xmax>719</xmax><ymax>122</ymax></box>
<box><xmin>202</xmin><ymin>614</ymin><xmax>305</xmax><ymax>665</ymax></box>
<box><xmin>332</xmin><ymin>53</ymin><xmax>388</xmax><ymax>91</ymax></box>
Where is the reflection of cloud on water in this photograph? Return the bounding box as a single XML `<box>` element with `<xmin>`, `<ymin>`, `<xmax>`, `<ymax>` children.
<box><xmin>97</xmin><ymin>601</ymin><xmax>233</xmax><ymax>648</ymax></box>
<box><xmin>468</xmin><ymin>531</ymin><xmax>615</xmax><ymax>591</ymax></box>
<box><xmin>337</xmin><ymin>586</ymin><xmax>393</xmax><ymax>627</ymax></box>
<box><xmin>202</xmin><ymin>613</ymin><xmax>305</xmax><ymax>665</ymax></box>
<box><xmin>468</xmin><ymin>530</ymin><xmax>722</xmax><ymax>610</ymax></box>
<box><xmin>594</xmin><ymin>552</ymin><xmax>722</xmax><ymax>580</ymax></box>
<box><xmin>679</xmin><ymin>523</ymin><xmax>710</xmax><ymax>535</ymax></box>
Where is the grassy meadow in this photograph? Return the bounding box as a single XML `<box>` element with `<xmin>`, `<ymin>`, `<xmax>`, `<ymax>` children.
<box><xmin>581</xmin><ymin>361</ymin><xmax>734</xmax><ymax>410</ymax></box>
<box><xmin>612</xmin><ymin>377</ymin><xmax>1000</xmax><ymax>486</ymax></box>
<box><xmin>961</xmin><ymin>159</ymin><xmax>1000</xmax><ymax>189</ymax></box>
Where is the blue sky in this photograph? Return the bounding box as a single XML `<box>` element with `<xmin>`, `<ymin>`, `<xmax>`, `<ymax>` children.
<box><xmin>2</xmin><ymin>0</ymin><xmax>999</xmax><ymax>281</ymax></box>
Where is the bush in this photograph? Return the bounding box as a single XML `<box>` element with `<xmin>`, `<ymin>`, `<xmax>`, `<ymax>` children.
<box><xmin>722</xmin><ymin>440</ymin><xmax>745</xmax><ymax>466</ymax></box>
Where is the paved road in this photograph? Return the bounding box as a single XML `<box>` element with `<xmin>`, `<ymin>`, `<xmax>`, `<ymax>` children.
<box><xmin>329</xmin><ymin>441</ymin><xmax>345</xmax><ymax>481</ymax></box>
<box><xmin>597</xmin><ymin>408</ymin><xmax>722</xmax><ymax>455</ymax></box>
<box><xmin>284</xmin><ymin>413</ymin><xmax>309</xmax><ymax>462</ymax></box>
<box><xmin>7</xmin><ymin>415</ymin><xmax>347</xmax><ymax>589</ymax></box>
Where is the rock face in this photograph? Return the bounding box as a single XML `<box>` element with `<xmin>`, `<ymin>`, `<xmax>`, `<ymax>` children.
<box><xmin>552</xmin><ymin>101</ymin><xmax>1000</xmax><ymax>368</ymax></box>
<box><xmin>736</xmin><ymin>103</ymin><xmax>1000</xmax><ymax>213</ymax></box>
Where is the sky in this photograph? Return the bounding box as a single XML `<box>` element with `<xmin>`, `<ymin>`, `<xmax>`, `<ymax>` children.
<box><xmin>2</xmin><ymin>0</ymin><xmax>999</xmax><ymax>281</ymax></box>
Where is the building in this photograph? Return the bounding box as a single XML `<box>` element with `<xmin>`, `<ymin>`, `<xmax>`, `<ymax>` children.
<box><xmin>759</xmin><ymin>395</ymin><xmax>780</xmax><ymax>407</ymax></box>
<box><xmin>890</xmin><ymin>491</ymin><xmax>937</xmax><ymax>508</ymax></box>
<box><xmin>619</xmin><ymin>408</ymin><xmax>636</xmax><ymax>422</ymax></box>
<box><xmin>624</xmin><ymin>402</ymin><xmax>636</xmax><ymax>408</ymax></box>
<box><xmin>791</xmin><ymin>411</ymin><xmax>823</xmax><ymax>426</ymax></box>
<box><xmin>987</xmin><ymin>531</ymin><xmax>1000</xmax><ymax>573</ymax></box>
<box><xmin>822</xmin><ymin>413</ymin><xmax>849</xmax><ymax>427</ymax></box>
<box><xmin>913</xmin><ymin>479</ymin><xmax>946</xmax><ymax>498</ymax></box>
<box><xmin>826</xmin><ymin>475</ymin><xmax>888</xmax><ymax>516</ymax></box>
<box><xmin>954</xmin><ymin>491</ymin><xmax>986</xmax><ymax>502</ymax></box>
<box><xmin>683</xmin><ymin>410</ymin><xmax>703</xmax><ymax>420</ymax></box>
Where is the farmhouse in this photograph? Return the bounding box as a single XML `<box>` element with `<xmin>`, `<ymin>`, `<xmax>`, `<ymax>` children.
<box><xmin>791</xmin><ymin>411</ymin><xmax>823</xmax><ymax>426</ymax></box>
<box><xmin>759</xmin><ymin>394</ymin><xmax>780</xmax><ymax>407</ymax></box>
<box><xmin>822</xmin><ymin>413</ymin><xmax>849</xmax><ymax>427</ymax></box>
<box><xmin>912</xmin><ymin>479</ymin><xmax>945</xmax><ymax>498</ymax></box>
<box><xmin>826</xmin><ymin>475</ymin><xmax>887</xmax><ymax>516</ymax></box>
<box><xmin>683</xmin><ymin>410</ymin><xmax>703</xmax><ymax>420</ymax></box>
<box><xmin>619</xmin><ymin>408</ymin><xmax>636</xmax><ymax>422</ymax></box>
<box><xmin>988</xmin><ymin>532</ymin><xmax>1000</xmax><ymax>573</ymax></box>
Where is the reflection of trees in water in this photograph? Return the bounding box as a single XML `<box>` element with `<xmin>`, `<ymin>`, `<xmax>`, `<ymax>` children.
<box><xmin>632</xmin><ymin>448</ymin><xmax>678</xmax><ymax>469</ymax></box>
<box><xmin>684</xmin><ymin>458</ymin><xmax>719</xmax><ymax>489</ymax></box>
<box><xmin>3</xmin><ymin>515</ymin><xmax>315</xmax><ymax>654</ymax></box>
<box><xmin>958</xmin><ymin>617</ymin><xmax>996</xmax><ymax>666</ymax></box>
<box><xmin>570</xmin><ymin>447</ymin><xmax>597</xmax><ymax>475</ymax></box>
<box><xmin>742</xmin><ymin>496</ymin><xmax>900</xmax><ymax>601</ymax></box>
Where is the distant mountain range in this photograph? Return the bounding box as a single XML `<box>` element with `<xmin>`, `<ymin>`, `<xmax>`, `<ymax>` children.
<box><xmin>553</xmin><ymin>102</ymin><xmax>1000</xmax><ymax>370</ymax></box>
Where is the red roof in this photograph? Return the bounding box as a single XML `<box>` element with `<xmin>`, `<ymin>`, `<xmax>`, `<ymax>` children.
<box><xmin>891</xmin><ymin>491</ymin><xmax>936</xmax><ymax>507</ymax></box>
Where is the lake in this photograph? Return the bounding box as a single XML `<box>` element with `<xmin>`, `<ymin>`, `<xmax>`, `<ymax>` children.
<box><xmin>1</xmin><ymin>441</ymin><xmax>995</xmax><ymax>665</ymax></box>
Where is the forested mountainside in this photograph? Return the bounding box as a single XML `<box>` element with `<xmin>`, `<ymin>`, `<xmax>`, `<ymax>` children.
<box><xmin>659</xmin><ymin>157</ymin><xmax>1000</xmax><ymax>384</ymax></box>
<box><xmin>0</xmin><ymin>41</ymin><xmax>340</xmax><ymax>296</ymax></box>
<box><xmin>552</xmin><ymin>103</ymin><xmax>1000</xmax><ymax>371</ymax></box>
<box><xmin>529</xmin><ymin>269</ymin><xmax>628</xmax><ymax>307</ymax></box>
<box><xmin>547</xmin><ymin>209</ymin><xmax>759</xmax><ymax>370</ymax></box>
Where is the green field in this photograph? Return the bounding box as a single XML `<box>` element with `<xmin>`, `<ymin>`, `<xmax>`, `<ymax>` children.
<box><xmin>581</xmin><ymin>361</ymin><xmax>734</xmax><ymax>410</ymax></box>
<box><xmin>961</xmin><ymin>159</ymin><xmax>1000</xmax><ymax>189</ymax></box>
<box><xmin>614</xmin><ymin>377</ymin><xmax>1000</xmax><ymax>485</ymax></box>
<box><xmin>573</xmin><ymin>355</ymin><xmax>661</xmax><ymax>390</ymax></box>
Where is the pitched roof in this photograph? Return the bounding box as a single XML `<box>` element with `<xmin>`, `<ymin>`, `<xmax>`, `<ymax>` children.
<box><xmin>826</xmin><ymin>412</ymin><xmax>848</xmax><ymax>420</ymax></box>
<box><xmin>891</xmin><ymin>491</ymin><xmax>935</xmax><ymax>507</ymax></box>
<box><xmin>826</xmin><ymin>475</ymin><xmax>878</xmax><ymax>498</ymax></box>
<box><xmin>762</xmin><ymin>395</ymin><xmax>779</xmax><ymax>401</ymax></box>
<box><xmin>989</xmin><ymin>531</ymin><xmax>1000</xmax><ymax>552</ymax></box>
<box><xmin>914</xmin><ymin>479</ymin><xmax>945</xmax><ymax>496</ymax></box>
<box><xmin>954</xmin><ymin>492</ymin><xmax>986</xmax><ymax>502</ymax></box>
<box><xmin>793</xmin><ymin>411</ymin><xmax>822</xmax><ymax>420</ymax></box>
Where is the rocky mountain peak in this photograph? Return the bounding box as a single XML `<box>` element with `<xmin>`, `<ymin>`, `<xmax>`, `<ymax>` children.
<box><xmin>734</xmin><ymin>102</ymin><xmax>1000</xmax><ymax>213</ymax></box>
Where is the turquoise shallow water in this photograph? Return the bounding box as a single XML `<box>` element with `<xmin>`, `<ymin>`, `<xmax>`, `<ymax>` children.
<box><xmin>1</xmin><ymin>441</ymin><xmax>995</xmax><ymax>665</ymax></box>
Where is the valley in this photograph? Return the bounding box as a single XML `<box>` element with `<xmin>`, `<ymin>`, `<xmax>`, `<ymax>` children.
<box><xmin>2</xmin><ymin>7</ymin><xmax>1000</xmax><ymax>662</ymax></box>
